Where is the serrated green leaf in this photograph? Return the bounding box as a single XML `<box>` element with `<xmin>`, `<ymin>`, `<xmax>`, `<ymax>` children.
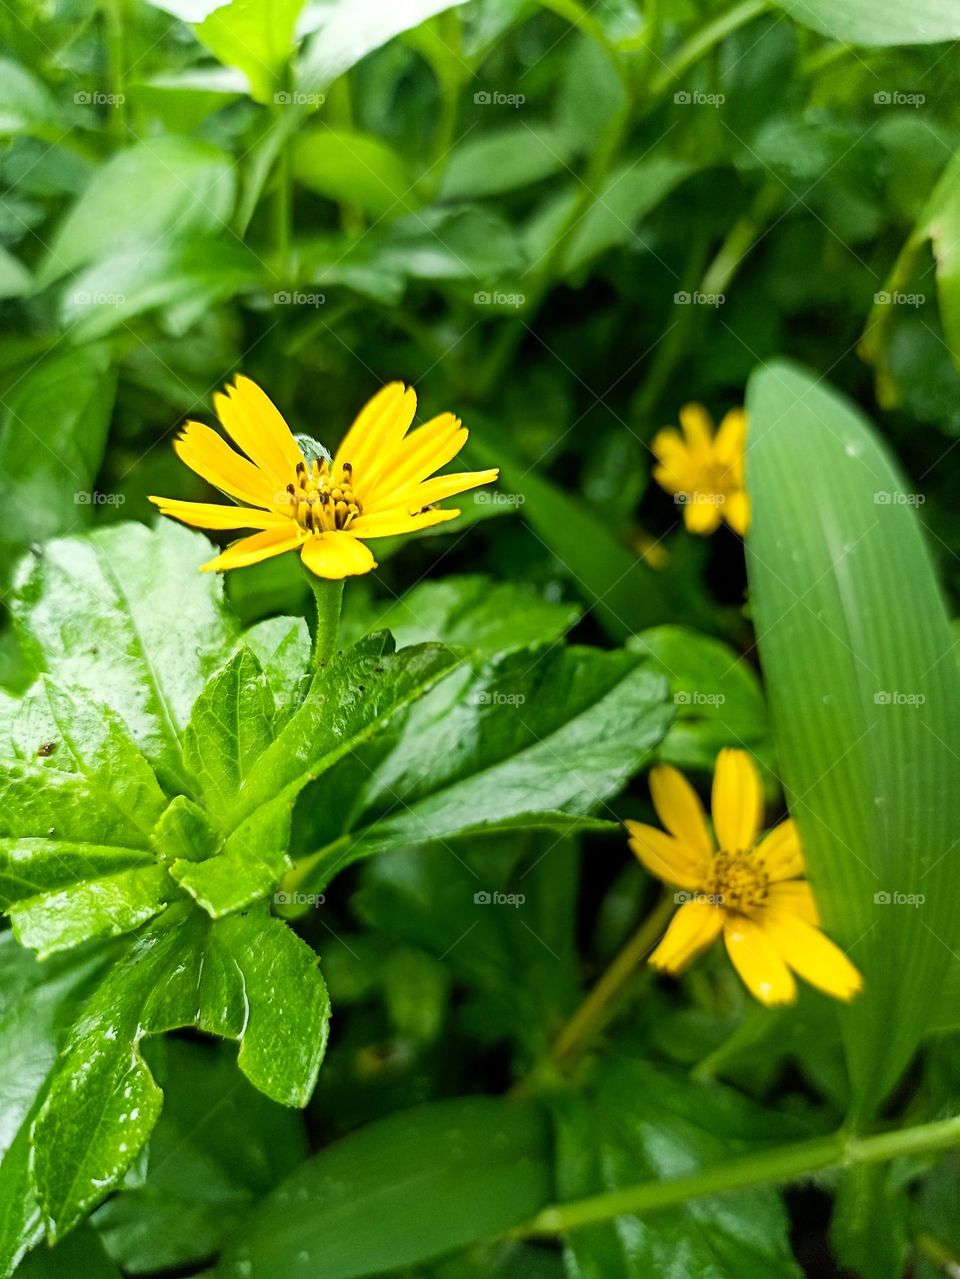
<box><xmin>11</xmin><ymin>522</ymin><xmax>240</xmax><ymax>789</ymax></box>
<box><xmin>218</xmin><ymin>1096</ymin><xmax>551</xmax><ymax>1278</ymax></box>
<box><xmin>44</xmin><ymin>681</ymin><xmax>168</xmax><ymax>839</ymax></box>
<box><xmin>555</xmin><ymin>1059</ymin><xmax>805</xmax><ymax>1279</ymax></box>
<box><xmin>183</xmin><ymin>648</ymin><xmax>276</xmax><ymax>822</ymax></box>
<box><xmin>240</xmin><ymin>615</ymin><xmax>310</xmax><ymax>719</ymax></box>
<box><xmin>150</xmin><ymin>795</ymin><xmax>221</xmax><ymax>862</ymax></box>
<box><xmin>746</xmin><ymin>360</ymin><xmax>960</xmax><ymax>1118</ymax></box>
<box><xmin>293</xmin><ymin>645</ymin><xmax>671</xmax><ymax>890</ymax></box>
<box><xmin>0</xmin><ymin>935</ymin><xmax>108</xmax><ymax>1277</ymax></box>
<box><xmin>33</xmin><ymin>903</ymin><xmax>328</xmax><ymax>1237</ymax></box>
<box><xmin>92</xmin><ymin>1040</ymin><xmax>307</xmax><ymax>1275</ymax></box>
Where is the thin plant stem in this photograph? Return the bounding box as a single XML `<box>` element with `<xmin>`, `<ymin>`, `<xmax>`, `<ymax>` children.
<box><xmin>542</xmin><ymin>894</ymin><xmax>675</xmax><ymax>1074</ymax></box>
<box><xmin>305</xmin><ymin>573</ymin><xmax>344</xmax><ymax>669</ymax></box>
<box><xmin>509</xmin><ymin>1113</ymin><xmax>960</xmax><ymax>1239</ymax></box>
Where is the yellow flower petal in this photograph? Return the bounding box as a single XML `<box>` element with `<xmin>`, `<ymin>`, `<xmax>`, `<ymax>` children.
<box><xmin>200</xmin><ymin>524</ymin><xmax>305</xmax><ymax>572</ymax></box>
<box><xmin>649</xmin><ymin>900</ymin><xmax>723</xmax><ymax>974</ymax></box>
<box><xmin>174</xmin><ymin>421</ymin><xmax>279</xmax><ymax>509</ymax></box>
<box><xmin>712</xmin><ymin>748</ymin><xmax>764</xmax><ymax>852</ymax></box>
<box><xmin>403</xmin><ymin>468</ymin><xmax>500</xmax><ymax>509</ymax></box>
<box><xmin>649</xmin><ymin>765</ymin><xmax>713</xmax><ymax>860</ymax></box>
<box><xmin>365</xmin><ymin>413</ymin><xmax>466</xmax><ymax>506</ymax></box>
<box><xmin>683</xmin><ymin>496</ymin><xmax>723</xmax><ymax>535</ymax></box>
<box><xmin>679</xmin><ymin>403</ymin><xmax>715</xmax><ymax>457</ymax></box>
<box><xmin>723</xmin><ymin>915</ymin><xmax>797</xmax><ymax>1005</ymax></box>
<box><xmin>714</xmin><ymin>407</ymin><xmax>747</xmax><ymax>481</ymax></box>
<box><xmin>755</xmin><ymin>818</ymin><xmax>804</xmax><ymax>882</ymax></box>
<box><xmin>300</xmin><ymin>530</ymin><xmax>377</xmax><ymax>579</ymax></box>
<box><xmin>349</xmin><ymin>507</ymin><xmax>461</xmax><ymax>539</ymax></box>
<box><xmin>763</xmin><ymin>914</ymin><xmax>862</xmax><ymax>1002</ymax></box>
<box><xmin>765</xmin><ymin>880</ymin><xmax>819</xmax><ymax>926</ymax></box>
<box><xmin>148</xmin><ymin>496</ymin><xmax>288</xmax><ymax>532</ymax></box>
<box><xmin>333</xmin><ymin>383</ymin><xmax>417</xmax><ymax>490</ymax></box>
<box><xmin>723</xmin><ymin>489</ymin><xmax>750</xmax><ymax>536</ymax></box>
<box><xmin>214</xmin><ymin>376</ymin><xmax>304</xmax><ymax>487</ymax></box>
<box><xmin>651</xmin><ymin>429</ymin><xmax>699</xmax><ymax>494</ymax></box>
<box><xmin>625</xmin><ymin>820</ymin><xmax>706</xmax><ymax>890</ymax></box>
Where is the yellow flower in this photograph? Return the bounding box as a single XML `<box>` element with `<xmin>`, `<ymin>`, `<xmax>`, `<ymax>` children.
<box><xmin>626</xmin><ymin>749</ymin><xmax>862</xmax><ymax>1006</ymax></box>
<box><xmin>149</xmin><ymin>377</ymin><xmax>499</xmax><ymax>579</ymax></box>
<box><xmin>652</xmin><ymin>404</ymin><xmax>749</xmax><ymax>535</ymax></box>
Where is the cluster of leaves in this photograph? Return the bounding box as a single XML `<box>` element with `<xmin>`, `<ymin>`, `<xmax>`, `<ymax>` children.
<box><xmin>1</xmin><ymin>0</ymin><xmax>960</xmax><ymax>1277</ymax></box>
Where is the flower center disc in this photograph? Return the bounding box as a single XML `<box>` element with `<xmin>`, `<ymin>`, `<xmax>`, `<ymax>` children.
<box><xmin>288</xmin><ymin>458</ymin><xmax>362</xmax><ymax>533</ymax></box>
<box><xmin>706</xmin><ymin>849</ymin><xmax>769</xmax><ymax>913</ymax></box>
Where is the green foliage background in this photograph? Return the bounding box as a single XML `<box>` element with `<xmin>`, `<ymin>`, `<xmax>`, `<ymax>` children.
<box><xmin>1</xmin><ymin>1</ymin><xmax>960</xmax><ymax>1277</ymax></box>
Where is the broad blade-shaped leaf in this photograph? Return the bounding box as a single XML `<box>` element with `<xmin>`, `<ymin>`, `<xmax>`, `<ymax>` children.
<box><xmin>745</xmin><ymin>360</ymin><xmax>960</xmax><ymax>1118</ymax></box>
<box><xmin>218</xmin><ymin>1096</ymin><xmax>551</xmax><ymax>1278</ymax></box>
<box><xmin>771</xmin><ymin>0</ymin><xmax>960</xmax><ymax>44</ymax></box>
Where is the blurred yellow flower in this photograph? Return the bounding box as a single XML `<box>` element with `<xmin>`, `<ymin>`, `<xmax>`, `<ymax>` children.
<box><xmin>652</xmin><ymin>404</ymin><xmax>749</xmax><ymax>535</ymax></box>
<box><xmin>150</xmin><ymin>377</ymin><xmax>499</xmax><ymax>579</ymax></box>
<box><xmin>626</xmin><ymin>749</ymin><xmax>862</xmax><ymax>1006</ymax></box>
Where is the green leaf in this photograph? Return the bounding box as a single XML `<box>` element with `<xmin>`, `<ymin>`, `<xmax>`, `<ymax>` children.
<box><xmin>11</xmin><ymin>521</ymin><xmax>240</xmax><ymax>788</ymax></box>
<box><xmin>195</xmin><ymin>0</ymin><xmax>308</xmax><ymax>103</ymax></box>
<box><xmin>0</xmin><ymin>935</ymin><xmax>108</xmax><ymax>1277</ymax></box>
<box><xmin>59</xmin><ymin>239</ymin><xmax>262</xmax><ymax>340</ymax></box>
<box><xmin>628</xmin><ymin>626</ymin><xmax>769</xmax><ymax>771</ymax></box>
<box><xmin>555</xmin><ymin>1058</ymin><xmax>805</xmax><ymax>1279</ymax></box>
<box><xmin>293</xmin><ymin>645</ymin><xmax>671</xmax><ymax>889</ymax></box>
<box><xmin>38</xmin><ymin>137</ymin><xmax>237</xmax><ymax>284</ymax></box>
<box><xmin>44</xmin><ymin>682</ymin><xmax>169</xmax><ymax>839</ymax></box>
<box><xmin>0</xmin><ymin>245</ymin><xmax>31</xmax><ymax>299</ymax></box>
<box><xmin>33</xmin><ymin>903</ymin><xmax>328</xmax><ymax>1237</ymax></box>
<box><xmin>771</xmin><ymin>0</ymin><xmax>960</xmax><ymax>44</ymax></box>
<box><xmin>341</xmin><ymin>574</ymin><xmax>581</xmax><ymax>656</ymax></box>
<box><xmin>0</xmin><ymin>58</ymin><xmax>60</xmax><ymax>137</ymax></box>
<box><xmin>831</xmin><ymin>1164</ymin><xmax>909</xmax><ymax>1279</ymax></box>
<box><xmin>293</xmin><ymin>127</ymin><xmax>415</xmax><ymax>218</ymax></box>
<box><xmin>218</xmin><ymin>1096</ymin><xmax>552</xmax><ymax>1278</ymax></box>
<box><xmin>92</xmin><ymin>1040</ymin><xmax>306</xmax><ymax>1275</ymax></box>
<box><xmin>0</xmin><ymin>346</ymin><xmax>117</xmax><ymax>557</ymax></box>
<box><xmin>240</xmin><ymin>615</ymin><xmax>310</xmax><ymax>717</ymax></box>
<box><xmin>296</xmin><ymin>0</ymin><xmax>466</xmax><ymax>96</ymax></box>
<box><xmin>440</xmin><ymin>124</ymin><xmax>574</xmax><ymax>199</ymax></box>
<box><xmin>183</xmin><ymin>648</ymin><xmax>277</xmax><ymax>822</ymax></box>
<box><xmin>745</xmin><ymin>360</ymin><xmax>960</xmax><ymax>1118</ymax></box>
<box><xmin>469</xmin><ymin>430</ymin><xmax>694</xmax><ymax>641</ymax></box>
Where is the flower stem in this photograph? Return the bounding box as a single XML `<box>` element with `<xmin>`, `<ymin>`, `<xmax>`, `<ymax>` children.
<box><xmin>304</xmin><ymin>573</ymin><xmax>344</xmax><ymax>669</ymax></box>
<box><xmin>509</xmin><ymin>1113</ymin><xmax>960</xmax><ymax>1239</ymax></box>
<box><xmin>548</xmin><ymin>894</ymin><xmax>674</xmax><ymax>1067</ymax></box>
